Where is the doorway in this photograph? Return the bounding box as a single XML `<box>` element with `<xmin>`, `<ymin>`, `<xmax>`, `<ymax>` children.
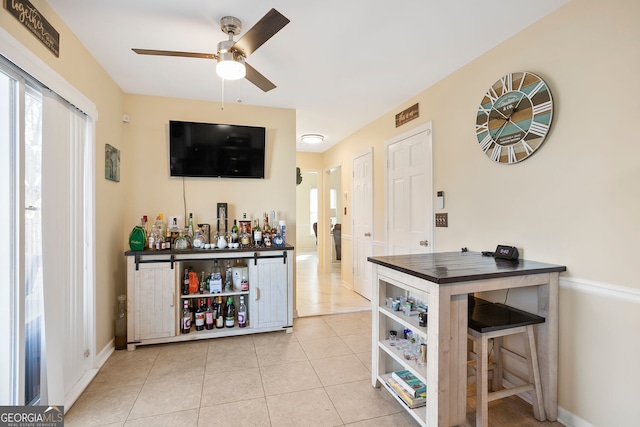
<box><xmin>295</xmin><ymin>168</ymin><xmax>369</xmax><ymax>317</ymax></box>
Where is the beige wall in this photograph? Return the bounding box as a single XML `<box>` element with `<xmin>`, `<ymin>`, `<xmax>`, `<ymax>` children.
<box><xmin>121</xmin><ymin>94</ymin><xmax>296</xmax><ymax>239</ymax></box>
<box><xmin>0</xmin><ymin>0</ymin><xmax>126</xmax><ymax>353</ymax></box>
<box><xmin>320</xmin><ymin>0</ymin><xmax>640</xmax><ymax>424</ymax></box>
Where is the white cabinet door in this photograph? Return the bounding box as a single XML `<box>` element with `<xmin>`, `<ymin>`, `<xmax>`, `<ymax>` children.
<box><xmin>132</xmin><ymin>262</ymin><xmax>176</xmax><ymax>340</ymax></box>
<box><xmin>251</xmin><ymin>257</ymin><xmax>288</xmax><ymax>329</ymax></box>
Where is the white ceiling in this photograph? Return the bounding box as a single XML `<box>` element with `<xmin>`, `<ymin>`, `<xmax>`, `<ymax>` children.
<box><xmin>47</xmin><ymin>0</ymin><xmax>568</xmax><ymax>153</ymax></box>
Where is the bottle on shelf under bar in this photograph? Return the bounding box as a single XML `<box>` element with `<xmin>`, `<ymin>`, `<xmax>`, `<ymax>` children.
<box><xmin>215</xmin><ymin>296</ymin><xmax>225</xmax><ymax>328</ymax></box>
<box><xmin>205</xmin><ymin>298</ymin><xmax>214</xmax><ymax>330</ymax></box>
<box><xmin>225</xmin><ymin>296</ymin><xmax>235</xmax><ymax>328</ymax></box>
<box><xmin>181</xmin><ymin>300</ymin><xmax>191</xmax><ymax>334</ymax></box>
<box><xmin>238</xmin><ymin>296</ymin><xmax>247</xmax><ymax>328</ymax></box>
<box><xmin>182</xmin><ymin>268</ymin><xmax>189</xmax><ymax>295</ymax></box>
<box><xmin>195</xmin><ymin>298</ymin><xmax>205</xmax><ymax>331</ymax></box>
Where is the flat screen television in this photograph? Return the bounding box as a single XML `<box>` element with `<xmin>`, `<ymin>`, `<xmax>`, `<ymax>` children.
<box><xmin>169</xmin><ymin>120</ymin><xmax>266</xmax><ymax>178</ymax></box>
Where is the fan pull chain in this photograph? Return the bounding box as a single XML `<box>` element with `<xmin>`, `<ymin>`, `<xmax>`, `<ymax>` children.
<box><xmin>221</xmin><ymin>78</ymin><xmax>225</xmax><ymax>110</ymax></box>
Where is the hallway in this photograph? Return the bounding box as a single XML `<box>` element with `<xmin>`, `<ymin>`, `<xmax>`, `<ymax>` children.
<box><xmin>295</xmin><ymin>250</ymin><xmax>371</xmax><ymax>317</ymax></box>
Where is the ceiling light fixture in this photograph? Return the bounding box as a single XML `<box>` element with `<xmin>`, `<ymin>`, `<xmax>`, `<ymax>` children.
<box><xmin>216</xmin><ymin>40</ymin><xmax>246</xmax><ymax>80</ymax></box>
<box><xmin>301</xmin><ymin>134</ymin><xmax>324</xmax><ymax>144</ymax></box>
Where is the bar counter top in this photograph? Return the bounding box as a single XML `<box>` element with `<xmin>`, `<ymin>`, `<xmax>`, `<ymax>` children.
<box><xmin>367</xmin><ymin>251</ymin><xmax>566</xmax><ymax>284</ymax></box>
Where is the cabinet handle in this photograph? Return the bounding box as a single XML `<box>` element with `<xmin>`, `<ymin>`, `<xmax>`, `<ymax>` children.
<box><xmin>255</xmin><ymin>288</ymin><xmax>260</xmax><ymax>301</ymax></box>
<box><xmin>171</xmin><ymin>292</ymin><xmax>174</xmax><ymax>307</ymax></box>
<box><xmin>364</xmin><ymin>232</ymin><xmax>371</xmax><ymax>237</ymax></box>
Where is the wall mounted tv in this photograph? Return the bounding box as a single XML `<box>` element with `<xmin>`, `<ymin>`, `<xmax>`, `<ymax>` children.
<box><xmin>169</xmin><ymin>120</ymin><xmax>266</xmax><ymax>179</ymax></box>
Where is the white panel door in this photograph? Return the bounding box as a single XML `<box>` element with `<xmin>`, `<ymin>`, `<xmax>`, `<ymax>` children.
<box><xmin>252</xmin><ymin>257</ymin><xmax>288</xmax><ymax>328</ymax></box>
<box><xmin>353</xmin><ymin>149</ymin><xmax>373</xmax><ymax>300</ymax></box>
<box><xmin>386</xmin><ymin>123</ymin><xmax>433</xmax><ymax>255</ymax></box>
<box><xmin>133</xmin><ymin>263</ymin><xmax>176</xmax><ymax>340</ymax></box>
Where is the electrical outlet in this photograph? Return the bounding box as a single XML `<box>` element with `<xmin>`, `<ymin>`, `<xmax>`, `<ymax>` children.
<box><xmin>435</xmin><ymin>213</ymin><xmax>448</xmax><ymax>227</ymax></box>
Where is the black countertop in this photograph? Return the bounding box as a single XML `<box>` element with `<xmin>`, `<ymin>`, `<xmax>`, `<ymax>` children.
<box><xmin>367</xmin><ymin>251</ymin><xmax>566</xmax><ymax>284</ymax></box>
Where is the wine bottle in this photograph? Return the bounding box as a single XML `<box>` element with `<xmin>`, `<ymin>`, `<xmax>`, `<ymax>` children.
<box><xmin>215</xmin><ymin>296</ymin><xmax>225</xmax><ymax>328</ymax></box>
<box><xmin>205</xmin><ymin>298</ymin><xmax>214</xmax><ymax>330</ymax></box>
<box><xmin>238</xmin><ymin>296</ymin><xmax>247</xmax><ymax>328</ymax></box>
<box><xmin>182</xmin><ymin>268</ymin><xmax>189</xmax><ymax>295</ymax></box>
<box><xmin>252</xmin><ymin>219</ymin><xmax>263</xmax><ymax>247</ymax></box>
<box><xmin>181</xmin><ymin>300</ymin><xmax>191</xmax><ymax>334</ymax></box>
<box><xmin>231</xmin><ymin>220</ymin><xmax>239</xmax><ymax>244</ymax></box>
<box><xmin>225</xmin><ymin>296</ymin><xmax>235</xmax><ymax>328</ymax></box>
<box><xmin>195</xmin><ymin>299</ymin><xmax>205</xmax><ymax>331</ymax></box>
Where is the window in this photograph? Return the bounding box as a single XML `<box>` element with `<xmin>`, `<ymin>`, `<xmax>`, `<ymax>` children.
<box><xmin>0</xmin><ymin>53</ymin><xmax>95</xmax><ymax>406</ymax></box>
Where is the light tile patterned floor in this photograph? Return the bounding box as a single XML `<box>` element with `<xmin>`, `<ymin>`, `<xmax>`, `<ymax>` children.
<box><xmin>66</xmin><ymin>312</ymin><xmax>419</xmax><ymax>427</ymax></box>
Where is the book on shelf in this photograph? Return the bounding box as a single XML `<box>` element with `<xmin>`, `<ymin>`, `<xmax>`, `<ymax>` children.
<box><xmin>386</xmin><ymin>377</ymin><xmax>426</xmax><ymax>409</ymax></box>
<box><xmin>391</xmin><ymin>369</ymin><xmax>426</xmax><ymax>397</ymax></box>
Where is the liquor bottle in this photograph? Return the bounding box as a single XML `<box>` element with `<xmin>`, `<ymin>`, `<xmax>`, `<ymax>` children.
<box><xmin>253</xmin><ymin>219</ymin><xmax>263</xmax><ymax>247</ymax></box>
<box><xmin>224</xmin><ymin>261</ymin><xmax>233</xmax><ymax>292</ymax></box>
<box><xmin>174</xmin><ymin>229</ymin><xmax>187</xmax><ymax>250</ymax></box>
<box><xmin>241</xmin><ymin>276</ymin><xmax>249</xmax><ymax>291</ymax></box>
<box><xmin>225</xmin><ymin>296</ymin><xmax>235</xmax><ymax>328</ymax></box>
<box><xmin>238</xmin><ymin>296</ymin><xmax>247</xmax><ymax>328</ymax></box>
<box><xmin>210</xmin><ymin>261</ymin><xmax>223</xmax><ymax>293</ymax></box>
<box><xmin>195</xmin><ymin>299</ymin><xmax>205</xmax><ymax>331</ymax></box>
<box><xmin>205</xmin><ymin>298</ymin><xmax>214</xmax><ymax>330</ymax></box>
<box><xmin>263</xmin><ymin>212</ymin><xmax>271</xmax><ymax>236</ymax></box>
<box><xmin>215</xmin><ymin>296</ymin><xmax>225</xmax><ymax>328</ymax></box>
<box><xmin>199</xmin><ymin>271</ymin><xmax>206</xmax><ymax>294</ymax></box>
<box><xmin>148</xmin><ymin>225</ymin><xmax>157</xmax><ymax>251</ymax></box>
<box><xmin>182</xmin><ymin>268</ymin><xmax>190</xmax><ymax>295</ymax></box>
<box><xmin>181</xmin><ymin>300</ymin><xmax>191</xmax><ymax>333</ymax></box>
<box><xmin>188</xmin><ymin>213</ymin><xmax>194</xmax><ymax>237</ymax></box>
<box><xmin>164</xmin><ymin>221</ymin><xmax>171</xmax><ymax>250</ymax></box>
<box><xmin>231</xmin><ymin>220</ymin><xmax>239</xmax><ymax>244</ymax></box>
<box><xmin>170</xmin><ymin>218</ymin><xmax>180</xmax><ymax>247</ymax></box>
<box><xmin>154</xmin><ymin>214</ymin><xmax>166</xmax><ymax>238</ymax></box>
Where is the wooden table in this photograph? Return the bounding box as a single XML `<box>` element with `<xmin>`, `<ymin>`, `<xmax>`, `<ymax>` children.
<box><xmin>368</xmin><ymin>251</ymin><xmax>566</xmax><ymax>426</ymax></box>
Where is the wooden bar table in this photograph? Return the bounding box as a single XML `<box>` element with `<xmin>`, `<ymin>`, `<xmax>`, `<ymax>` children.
<box><xmin>368</xmin><ymin>251</ymin><xmax>566</xmax><ymax>426</ymax></box>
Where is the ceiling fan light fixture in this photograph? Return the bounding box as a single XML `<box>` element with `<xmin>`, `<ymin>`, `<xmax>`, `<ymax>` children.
<box><xmin>216</xmin><ymin>48</ymin><xmax>246</xmax><ymax>80</ymax></box>
<box><xmin>301</xmin><ymin>134</ymin><xmax>324</xmax><ymax>144</ymax></box>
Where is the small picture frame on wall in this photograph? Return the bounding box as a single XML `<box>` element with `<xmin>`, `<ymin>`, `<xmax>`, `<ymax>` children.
<box><xmin>105</xmin><ymin>144</ymin><xmax>120</xmax><ymax>182</ymax></box>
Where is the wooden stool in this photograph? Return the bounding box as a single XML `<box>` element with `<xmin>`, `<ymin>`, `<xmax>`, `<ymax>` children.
<box><xmin>468</xmin><ymin>296</ymin><xmax>546</xmax><ymax>427</ymax></box>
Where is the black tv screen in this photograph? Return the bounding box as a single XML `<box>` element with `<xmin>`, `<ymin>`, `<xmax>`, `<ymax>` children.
<box><xmin>169</xmin><ymin>120</ymin><xmax>266</xmax><ymax>178</ymax></box>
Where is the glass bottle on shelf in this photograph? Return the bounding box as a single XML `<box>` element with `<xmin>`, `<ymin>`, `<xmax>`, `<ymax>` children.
<box><xmin>225</xmin><ymin>296</ymin><xmax>235</xmax><ymax>328</ymax></box>
<box><xmin>174</xmin><ymin>229</ymin><xmax>187</xmax><ymax>250</ymax></box>
<box><xmin>183</xmin><ymin>227</ymin><xmax>193</xmax><ymax>249</ymax></box>
<box><xmin>215</xmin><ymin>296</ymin><xmax>225</xmax><ymax>328</ymax></box>
<box><xmin>170</xmin><ymin>218</ymin><xmax>180</xmax><ymax>247</ymax></box>
<box><xmin>238</xmin><ymin>296</ymin><xmax>247</xmax><ymax>328</ymax></box>
<box><xmin>164</xmin><ymin>221</ymin><xmax>171</xmax><ymax>250</ymax></box>
<box><xmin>231</xmin><ymin>220</ymin><xmax>239</xmax><ymax>244</ymax></box>
<box><xmin>252</xmin><ymin>219</ymin><xmax>263</xmax><ymax>247</ymax></box>
<box><xmin>148</xmin><ymin>225</ymin><xmax>157</xmax><ymax>251</ymax></box>
<box><xmin>225</xmin><ymin>261</ymin><xmax>233</xmax><ymax>292</ymax></box>
<box><xmin>195</xmin><ymin>299</ymin><xmax>205</xmax><ymax>331</ymax></box>
<box><xmin>188</xmin><ymin>213</ymin><xmax>194</xmax><ymax>237</ymax></box>
<box><xmin>181</xmin><ymin>300</ymin><xmax>191</xmax><ymax>334</ymax></box>
<box><xmin>241</xmin><ymin>276</ymin><xmax>249</xmax><ymax>291</ymax></box>
<box><xmin>263</xmin><ymin>212</ymin><xmax>271</xmax><ymax>237</ymax></box>
<box><xmin>199</xmin><ymin>271</ymin><xmax>206</xmax><ymax>294</ymax></box>
<box><xmin>182</xmin><ymin>268</ymin><xmax>190</xmax><ymax>295</ymax></box>
<box><xmin>210</xmin><ymin>261</ymin><xmax>223</xmax><ymax>293</ymax></box>
<box><xmin>240</xmin><ymin>223</ymin><xmax>251</xmax><ymax>248</ymax></box>
<box><xmin>205</xmin><ymin>298</ymin><xmax>214</xmax><ymax>330</ymax></box>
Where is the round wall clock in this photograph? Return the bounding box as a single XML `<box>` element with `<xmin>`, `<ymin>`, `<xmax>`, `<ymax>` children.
<box><xmin>475</xmin><ymin>71</ymin><xmax>553</xmax><ymax>164</ymax></box>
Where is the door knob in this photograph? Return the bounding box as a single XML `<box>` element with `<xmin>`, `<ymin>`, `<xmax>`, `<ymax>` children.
<box><xmin>364</xmin><ymin>232</ymin><xmax>371</xmax><ymax>237</ymax></box>
<box><xmin>419</xmin><ymin>240</ymin><xmax>429</xmax><ymax>246</ymax></box>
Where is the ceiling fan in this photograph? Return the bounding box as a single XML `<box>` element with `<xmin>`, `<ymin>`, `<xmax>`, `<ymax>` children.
<box><xmin>132</xmin><ymin>8</ymin><xmax>290</xmax><ymax>92</ymax></box>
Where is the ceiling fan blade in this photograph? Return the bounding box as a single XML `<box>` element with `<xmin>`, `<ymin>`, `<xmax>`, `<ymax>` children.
<box><xmin>244</xmin><ymin>63</ymin><xmax>276</xmax><ymax>92</ymax></box>
<box><xmin>233</xmin><ymin>8</ymin><xmax>290</xmax><ymax>57</ymax></box>
<box><xmin>132</xmin><ymin>48</ymin><xmax>216</xmax><ymax>59</ymax></box>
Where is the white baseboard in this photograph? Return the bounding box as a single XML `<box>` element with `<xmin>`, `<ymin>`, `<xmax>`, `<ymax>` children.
<box><xmin>557</xmin><ymin>406</ymin><xmax>594</xmax><ymax>427</ymax></box>
<box><xmin>63</xmin><ymin>339</ymin><xmax>114</xmax><ymax>413</ymax></box>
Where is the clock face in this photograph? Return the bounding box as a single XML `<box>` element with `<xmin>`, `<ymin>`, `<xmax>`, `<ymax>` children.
<box><xmin>476</xmin><ymin>72</ymin><xmax>553</xmax><ymax>164</ymax></box>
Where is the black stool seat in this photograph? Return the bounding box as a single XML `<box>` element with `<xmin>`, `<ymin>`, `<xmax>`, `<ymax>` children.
<box><xmin>468</xmin><ymin>295</ymin><xmax>545</xmax><ymax>334</ymax></box>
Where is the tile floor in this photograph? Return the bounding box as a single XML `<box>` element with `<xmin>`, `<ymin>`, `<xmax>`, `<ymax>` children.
<box><xmin>295</xmin><ymin>251</ymin><xmax>371</xmax><ymax>317</ymax></box>
<box><xmin>66</xmin><ymin>312</ymin><xmax>420</xmax><ymax>427</ymax></box>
